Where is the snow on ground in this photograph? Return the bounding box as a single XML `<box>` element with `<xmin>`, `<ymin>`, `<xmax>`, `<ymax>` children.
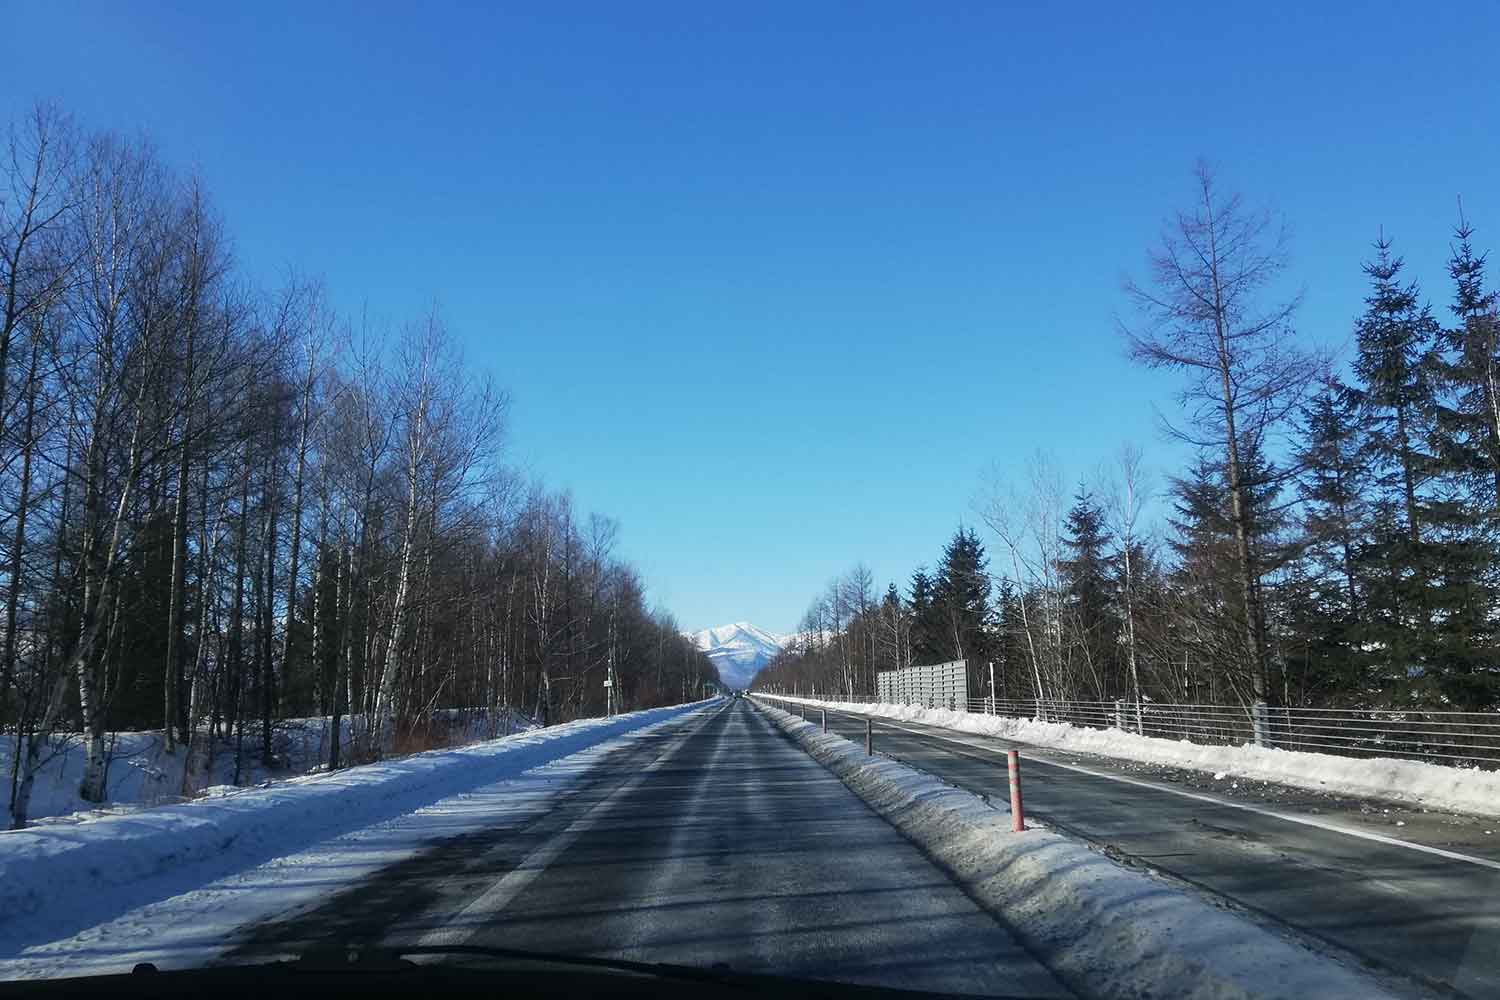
<box><xmin>3</xmin><ymin>707</ymin><xmax>537</xmax><ymax>826</ymax></box>
<box><xmin>0</xmin><ymin>699</ymin><xmax>716</xmax><ymax>973</ymax></box>
<box><xmin>778</xmin><ymin>696</ymin><xmax>1500</xmax><ymax>819</ymax></box>
<box><xmin>753</xmin><ymin>698</ymin><xmax>1397</xmax><ymax>1000</ymax></box>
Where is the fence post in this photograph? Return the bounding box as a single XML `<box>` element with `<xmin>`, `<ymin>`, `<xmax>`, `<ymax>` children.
<box><xmin>1007</xmin><ymin>750</ymin><xmax>1025</xmax><ymax>832</ymax></box>
<box><xmin>866</xmin><ymin>718</ymin><xmax>873</xmax><ymax>755</ymax></box>
<box><xmin>1252</xmin><ymin>701</ymin><xmax>1270</xmax><ymax>747</ymax></box>
<box><xmin>1114</xmin><ymin>699</ymin><xmax>1125</xmax><ymax>731</ymax></box>
<box><xmin>821</xmin><ymin>708</ymin><xmax>826</xmax><ymax>733</ymax></box>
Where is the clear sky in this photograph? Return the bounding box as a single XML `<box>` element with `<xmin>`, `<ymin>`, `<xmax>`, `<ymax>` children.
<box><xmin>6</xmin><ymin>3</ymin><xmax>1497</xmax><ymax>635</ymax></box>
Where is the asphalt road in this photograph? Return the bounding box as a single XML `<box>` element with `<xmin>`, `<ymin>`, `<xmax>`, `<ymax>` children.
<box><xmin>230</xmin><ymin>699</ymin><xmax>1072</xmax><ymax>998</ymax></box>
<box><xmin>791</xmin><ymin>700</ymin><xmax>1500</xmax><ymax>999</ymax></box>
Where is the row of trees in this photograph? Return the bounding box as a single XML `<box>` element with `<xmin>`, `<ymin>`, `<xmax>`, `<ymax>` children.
<box><xmin>1</xmin><ymin>104</ymin><xmax>717</xmax><ymax>827</ymax></box>
<box><xmin>757</xmin><ymin>165</ymin><xmax>1500</xmax><ymax>719</ymax></box>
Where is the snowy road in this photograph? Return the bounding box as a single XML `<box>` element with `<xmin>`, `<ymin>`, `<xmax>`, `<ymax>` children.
<box><xmin>226</xmin><ymin>699</ymin><xmax>1071</xmax><ymax>997</ymax></box>
<box><xmin>797</xmin><ymin>702</ymin><xmax>1500</xmax><ymax>998</ymax></box>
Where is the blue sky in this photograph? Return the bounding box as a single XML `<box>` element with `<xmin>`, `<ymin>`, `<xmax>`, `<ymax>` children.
<box><xmin>6</xmin><ymin>3</ymin><xmax>1497</xmax><ymax>634</ymax></box>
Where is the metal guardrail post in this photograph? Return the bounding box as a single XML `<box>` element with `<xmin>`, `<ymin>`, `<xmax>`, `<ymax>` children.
<box><xmin>1007</xmin><ymin>750</ymin><xmax>1025</xmax><ymax>831</ymax></box>
<box><xmin>821</xmin><ymin>708</ymin><xmax>826</xmax><ymax>733</ymax></box>
<box><xmin>866</xmin><ymin>718</ymin><xmax>873</xmax><ymax>755</ymax></box>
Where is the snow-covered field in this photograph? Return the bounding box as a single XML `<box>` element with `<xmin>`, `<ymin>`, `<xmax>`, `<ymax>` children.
<box><xmin>754</xmin><ymin>699</ymin><xmax>1397</xmax><ymax>1000</ymax></box>
<box><xmin>776</xmin><ymin>696</ymin><xmax>1500</xmax><ymax>819</ymax></box>
<box><xmin>0</xmin><ymin>699</ymin><xmax>716</xmax><ymax>976</ymax></box>
<box><xmin>2</xmin><ymin>707</ymin><xmax>537</xmax><ymax>827</ymax></box>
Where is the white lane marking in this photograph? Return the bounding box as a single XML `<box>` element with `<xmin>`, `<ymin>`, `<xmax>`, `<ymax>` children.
<box><xmin>795</xmin><ymin>701</ymin><xmax>1500</xmax><ymax>875</ymax></box>
<box><xmin>415</xmin><ymin>712</ymin><xmax>711</xmax><ymax>947</ymax></box>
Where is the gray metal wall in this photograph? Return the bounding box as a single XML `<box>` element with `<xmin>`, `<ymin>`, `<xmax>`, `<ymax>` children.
<box><xmin>876</xmin><ymin>660</ymin><xmax>967</xmax><ymax>710</ymax></box>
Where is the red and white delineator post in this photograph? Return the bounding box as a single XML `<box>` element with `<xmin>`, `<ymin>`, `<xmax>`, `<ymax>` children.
<box><xmin>1007</xmin><ymin>750</ymin><xmax>1025</xmax><ymax>832</ymax></box>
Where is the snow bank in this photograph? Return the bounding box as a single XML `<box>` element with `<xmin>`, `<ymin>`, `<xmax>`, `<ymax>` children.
<box><xmin>0</xmin><ymin>699</ymin><xmax>716</xmax><ymax>955</ymax></box>
<box><xmin>780</xmin><ymin>696</ymin><xmax>1500</xmax><ymax>819</ymax></box>
<box><xmin>754</xmin><ymin>698</ymin><xmax>1396</xmax><ymax>1000</ymax></box>
<box><xmin>2</xmin><ymin>707</ymin><xmax>539</xmax><ymax>826</ymax></box>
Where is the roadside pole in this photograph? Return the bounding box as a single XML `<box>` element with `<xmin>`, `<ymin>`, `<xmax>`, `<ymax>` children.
<box><xmin>1007</xmin><ymin>750</ymin><xmax>1025</xmax><ymax>832</ymax></box>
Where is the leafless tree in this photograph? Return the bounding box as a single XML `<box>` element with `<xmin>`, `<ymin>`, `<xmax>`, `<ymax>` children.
<box><xmin>1119</xmin><ymin>163</ymin><xmax>1320</xmax><ymax>702</ymax></box>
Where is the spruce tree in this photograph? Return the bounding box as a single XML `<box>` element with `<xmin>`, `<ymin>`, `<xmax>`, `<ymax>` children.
<box><xmin>1436</xmin><ymin>213</ymin><xmax>1500</xmax><ymax>511</ymax></box>
<box><xmin>1349</xmin><ymin>235</ymin><xmax>1497</xmax><ymax>707</ymax></box>
<box><xmin>1058</xmin><ymin>489</ymin><xmax>1118</xmax><ymax>698</ymax></box>
<box><xmin>907</xmin><ymin>567</ymin><xmax>939</xmax><ymax>665</ymax></box>
<box><xmin>1352</xmin><ymin>235</ymin><xmax>1440</xmax><ymax>547</ymax></box>
<box><xmin>1286</xmin><ymin>377</ymin><xmax>1368</xmax><ymax>701</ymax></box>
<box><xmin>993</xmin><ymin>578</ymin><xmax>1029</xmax><ymax>701</ymax></box>
<box><xmin>1168</xmin><ymin>442</ymin><xmax>1292</xmax><ymax>703</ymax></box>
<box><xmin>932</xmin><ymin>528</ymin><xmax>993</xmax><ymax>666</ymax></box>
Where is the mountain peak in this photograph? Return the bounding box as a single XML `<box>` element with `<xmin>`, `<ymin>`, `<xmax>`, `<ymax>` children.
<box><xmin>686</xmin><ymin>622</ymin><xmax>788</xmax><ymax>689</ymax></box>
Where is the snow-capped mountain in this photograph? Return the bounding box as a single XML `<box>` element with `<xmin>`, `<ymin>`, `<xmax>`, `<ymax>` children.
<box><xmin>687</xmin><ymin>622</ymin><xmax>788</xmax><ymax>690</ymax></box>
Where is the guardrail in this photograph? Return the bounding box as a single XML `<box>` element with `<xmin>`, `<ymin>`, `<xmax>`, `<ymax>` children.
<box><xmin>755</xmin><ymin>691</ymin><xmax>1500</xmax><ymax>769</ymax></box>
<box><xmin>756</xmin><ymin>693</ymin><xmax>1026</xmax><ymax>828</ymax></box>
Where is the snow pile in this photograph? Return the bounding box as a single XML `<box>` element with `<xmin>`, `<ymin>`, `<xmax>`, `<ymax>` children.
<box><xmin>753</xmin><ymin>698</ymin><xmax>1395</xmax><ymax>1000</ymax></box>
<box><xmin>0</xmin><ymin>699</ymin><xmax>716</xmax><ymax>955</ymax></box>
<box><xmin>2</xmin><ymin>707</ymin><xmax>538</xmax><ymax>826</ymax></box>
<box><xmin>780</xmin><ymin>696</ymin><xmax>1500</xmax><ymax>819</ymax></box>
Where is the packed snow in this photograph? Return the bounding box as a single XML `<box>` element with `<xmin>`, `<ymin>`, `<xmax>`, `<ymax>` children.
<box><xmin>778</xmin><ymin>696</ymin><xmax>1500</xmax><ymax>819</ymax></box>
<box><xmin>2</xmin><ymin>707</ymin><xmax>537</xmax><ymax>827</ymax></box>
<box><xmin>0</xmin><ymin>699</ymin><xmax>715</xmax><ymax>972</ymax></box>
<box><xmin>754</xmin><ymin>698</ymin><xmax>1396</xmax><ymax>1000</ymax></box>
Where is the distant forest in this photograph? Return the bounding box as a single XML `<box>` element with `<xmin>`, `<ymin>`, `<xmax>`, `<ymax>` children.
<box><xmin>0</xmin><ymin>104</ymin><xmax>719</xmax><ymax>824</ymax></box>
<box><xmin>756</xmin><ymin>165</ymin><xmax>1500</xmax><ymax>718</ymax></box>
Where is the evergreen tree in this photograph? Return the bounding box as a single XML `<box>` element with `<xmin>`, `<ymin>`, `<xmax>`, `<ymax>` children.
<box><xmin>1348</xmin><ymin>236</ymin><xmax>1439</xmax><ymax>697</ymax></box>
<box><xmin>932</xmin><ymin>527</ymin><xmax>993</xmax><ymax>667</ymax></box>
<box><xmin>878</xmin><ymin>582</ymin><xmax>906</xmax><ymax>673</ymax></box>
<box><xmin>907</xmin><ymin>567</ymin><xmax>939</xmax><ymax>664</ymax></box>
<box><xmin>1435</xmin><ymin>213</ymin><xmax>1500</xmax><ymax>511</ymax></box>
<box><xmin>1285</xmin><ymin>377</ymin><xmax>1367</xmax><ymax>701</ymax></box>
<box><xmin>1167</xmin><ymin>457</ymin><xmax>1245</xmax><ymax>701</ymax></box>
<box><xmin>993</xmin><ymin>578</ymin><xmax>1029</xmax><ymax>701</ymax></box>
<box><xmin>1058</xmin><ymin>489</ymin><xmax>1118</xmax><ymax>698</ymax></box>
<box><xmin>1349</xmin><ymin>235</ymin><xmax>1497</xmax><ymax>707</ymax></box>
<box><xmin>1352</xmin><ymin>235</ymin><xmax>1440</xmax><ymax>548</ymax></box>
<box><xmin>1168</xmin><ymin>442</ymin><xmax>1292</xmax><ymax>703</ymax></box>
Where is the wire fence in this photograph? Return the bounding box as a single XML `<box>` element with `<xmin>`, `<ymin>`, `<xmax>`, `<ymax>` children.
<box><xmin>760</xmin><ymin>690</ymin><xmax>1500</xmax><ymax>769</ymax></box>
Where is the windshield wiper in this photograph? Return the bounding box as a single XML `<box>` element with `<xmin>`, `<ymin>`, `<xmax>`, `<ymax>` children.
<box><xmin>279</xmin><ymin>943</ymin><xmax>745</xmax><ymax>985</ymax></box>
